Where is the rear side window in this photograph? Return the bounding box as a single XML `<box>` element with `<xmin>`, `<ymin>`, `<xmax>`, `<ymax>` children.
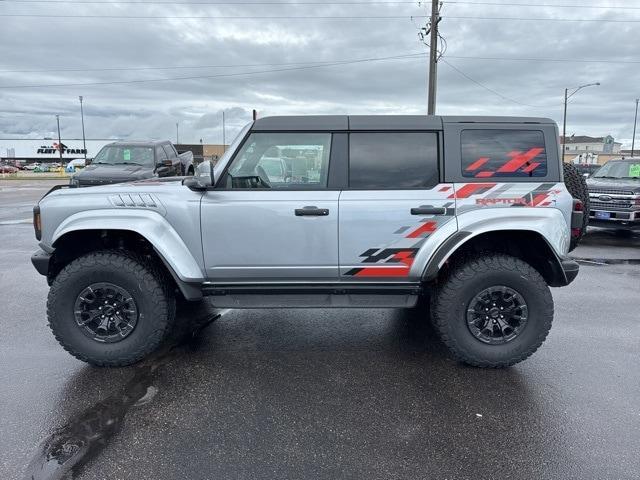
<box><xmin>461</xmin><ymin>129</ymin><xmax>547</xmax><ymax>178</ymax></box>
<box><xmin>349</xmin><ymin>132</ymin><xmax>439</xmax><ymax>189</ymax></box>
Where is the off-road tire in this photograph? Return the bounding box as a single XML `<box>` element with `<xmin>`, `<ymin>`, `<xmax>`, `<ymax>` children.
<box><xmin>563</xmin><ymin>162</ymin><xmax>590</xmax><ymax>251</ymax></box>
<box><xmin>430</xmin><ymin>253</ymin><xmax>553</xmax><ymax>368</ymax></box>
<box><xmin>47</xmin><ymin>250</ymin><xmax>176</xmax><ymax>367</ymax></box>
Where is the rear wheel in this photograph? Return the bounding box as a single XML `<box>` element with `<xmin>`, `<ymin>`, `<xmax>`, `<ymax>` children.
<box><xmin>563</xmin><ymin>162</ymin><xmax>590</xmax><ymax>251</ymax></box>
<box><xmin>431</xmin><ymin>253</ymin><xmax>553</xmax><ymax>368</ymax></box>
<box><xmin>47</xmin><ymin>250</ymin><xmax>175</xmax><ymax>367</ymax></box>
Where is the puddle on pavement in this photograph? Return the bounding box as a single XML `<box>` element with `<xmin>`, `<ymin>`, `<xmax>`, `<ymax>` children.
<box><xmin>573</xmin><ymin>257</ymin><xmax>640</xmax><ymax>266</ymax></box>
<box><xmin>23</xmin><ymin>310</ymin><xmax>221</xmax><ymax>480</ymax></box>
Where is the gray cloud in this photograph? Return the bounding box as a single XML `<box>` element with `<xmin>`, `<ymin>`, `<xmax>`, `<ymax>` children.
<box><xmin>0</xmin><ymin>1</ymin><xmax>638</xmax><ymax>146</ymax></box>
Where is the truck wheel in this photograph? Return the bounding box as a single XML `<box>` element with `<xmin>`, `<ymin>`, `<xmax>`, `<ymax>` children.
<box><xmin>430</xmin><ymin>253</ymin><xmax>553</xmax><ymax>368</ymax></box>
<box><xmin>47</xmin><ymin>251</ymin><xmax>176</xmax><ymax>367</ymax></box>
<box><xmin>563</xmin><ymin>162</ymin><xmax>590</xmax><ymax>251</ymax></box>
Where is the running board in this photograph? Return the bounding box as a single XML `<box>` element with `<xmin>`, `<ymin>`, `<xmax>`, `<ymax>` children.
<box><xmin>201</xmin><ymin>283</ymin><xmax>423</xmax><ymax>309</ymax></box>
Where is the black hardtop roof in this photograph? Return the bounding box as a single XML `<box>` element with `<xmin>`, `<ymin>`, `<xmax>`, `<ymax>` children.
<box><xmin>105</xmin><ymin>140</ymin><xmax>170</xmax><ymax>147</ymax></box>
<box><xmin>252</xmin><ymin>115</ymin><xmax>556</xmax><ymax>131</ymax></box>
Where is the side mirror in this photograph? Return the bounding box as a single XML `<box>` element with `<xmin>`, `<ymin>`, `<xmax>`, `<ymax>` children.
<box><xmin>183</xmin><ymin>160</ymin><xmax>214</xmax><ymax>191</ymax></box>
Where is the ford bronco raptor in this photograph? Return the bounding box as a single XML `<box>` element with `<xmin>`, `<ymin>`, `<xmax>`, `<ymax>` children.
<box><xmin>31</xmin><ymin>116</ymin><xmax>583</xmax><ymax>368</ymax></box>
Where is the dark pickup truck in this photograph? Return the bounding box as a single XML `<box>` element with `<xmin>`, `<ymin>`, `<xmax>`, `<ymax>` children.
<box><xmin>70</xmin><ymin>140</ymin><xmax>194</xmax><ymax>187</ymax></box>
<box><xmin>586</xmin><ymin>157</ymin><xmax>640</xmax><ymax>230</ymax></box>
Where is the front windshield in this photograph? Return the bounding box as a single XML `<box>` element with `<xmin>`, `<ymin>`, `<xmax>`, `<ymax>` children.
<box><xmin>592</xmin><ymin>159</ymin><xmax>640</xmax><ymax>179</ymax></box>
<box><xmin>93</xmin><ymin>146</ymin><xmax>155</xmax><ymax>166</ymax></box>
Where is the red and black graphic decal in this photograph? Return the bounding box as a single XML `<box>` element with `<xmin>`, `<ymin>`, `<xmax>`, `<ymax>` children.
<box><xmin>465</xmin><ymin>148</ymin><xmax>544</xmax><ymax>178</ymax></box>
<box><xmin>345</xmin><ymin>218</ymin><xmax>442</xmax><ymax>277</ymax></box>
<box><xmin>448</xmin><ymin>183</ymin><xmax>496</xmax><ymax>199</ymax></box>
<box><xmin>525</xmin><ymin>182</ymin><xmax>558</xmax><ymax>207</ymax></box>
<box><xmin>345</xmin><ymin>248</ymin><xmax>418</xmax><ymax>277</ymax></box>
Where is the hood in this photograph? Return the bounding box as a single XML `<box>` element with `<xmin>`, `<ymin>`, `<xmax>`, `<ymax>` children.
<box><xmin>586</xmin><ymin>177</ymin><xmax>640</xmax><ymax>194</ymax></box>
<box><xmin>74</xmin><ymin>163</ymin><xmax>155</xmax><ymax>183</ymax></box>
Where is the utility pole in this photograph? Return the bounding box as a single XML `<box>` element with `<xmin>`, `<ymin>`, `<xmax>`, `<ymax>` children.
<box><xmin>79</xmin><ymin>96</ymin><xmax>87</xmax><ymax>160</ymax></box>
<box><xmin>632</xmin><ymin>98</ymin><xmax>639</xmax><ymax>157</ymax></box>
<box><xmin>427</xmin><ymin>0</ymin><xmax>440</xmax><ymax>115</ymax></box>
<box><xmin>55</xmin><ymin>115</ymin><xmax>63</xmax><ymax>163</ymax></box>
<box><xmin>222</xmin><ymin>111</ymin><xmax>226</xmax><ymax>152</ymax></box>
<box><xmin>176</xmin><ymin>122</ymin><xmax>179</xmax><ymax>144</ymax></box>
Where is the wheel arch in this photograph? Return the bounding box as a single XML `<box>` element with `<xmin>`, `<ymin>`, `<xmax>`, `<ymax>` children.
<box><xmin>423</xmin><ymin>229</ymin><xmax>570</xmax><ymax>287</ymax></box>
<box><xmin>50</xmin><ymin>224</ymin><xmax>204</xmax><ymax>300</ymax></box>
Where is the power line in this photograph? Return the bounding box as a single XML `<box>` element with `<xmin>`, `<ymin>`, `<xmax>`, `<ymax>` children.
<box><xmin>439</xmin><ymin>58</ymin><xmax>553</xmax><ymax>108</ymax></box>
<box><xmin>0</xmin><ymin>56</ymin><xmax>426</xmax><ymax>73</ymax></box>
<box><xmin>0</xmin><ymin>53</ymin><xmax>425</xmax><ymax>89</ymax></box>
<box><xmin>2</xmin><ymin>13</ymin><xmax>639</xmax><ymax>22</ymax></box>
<box><xmin>444</xmin><ymin>54</ymin><xmax>640</xmax><ymax>65</ymax></box>
<box><xmin>447</xmin><ymin>1</ymin><xmax>640</xmax><ymax>9</ymax></box>
<box><xmin>2</xmin><ymin>53</ymin><xmax>638</xmax><ymax>75</ymax></box>
<box><xmin>0</xmin><ymin>0</ymin><xmax>416</xmax><ymax>2</ymax></box>
<box><xmin>3</xmin><ymin>0</ymin><xmax>640</xmax><ymax>7</ymax></box>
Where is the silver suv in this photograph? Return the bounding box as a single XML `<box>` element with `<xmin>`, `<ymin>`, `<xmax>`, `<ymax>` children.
<box><xmin>31</xmin><ymin>116</ymin><xmax>582</xmax><ymax>368</ymax></box>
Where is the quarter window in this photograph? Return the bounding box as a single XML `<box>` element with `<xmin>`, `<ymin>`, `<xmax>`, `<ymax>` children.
<box><xmin>461</xmin><ymin>129</ymin><xmax>547</xmax><ymax>178</ymax></box>
<box><xmin>225</xmin><ymin>133</ymin><xmax>331</xmax><ymax>189</ymax></box>
<box><xmin>349</xmin><ymin>132</ymin><xmax>439</xmax><ymax>189</ymax></box>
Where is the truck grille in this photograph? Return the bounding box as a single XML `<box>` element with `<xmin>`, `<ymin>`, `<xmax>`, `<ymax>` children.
<box><xmin>588</xmin><ymin>188</ymin><xmax>635</xmax><ymax>196</ymax></box>
<box><xmin>590</xmin><ymin>201</ymin><xmax>634</xmax><ymax>211</ymax></box>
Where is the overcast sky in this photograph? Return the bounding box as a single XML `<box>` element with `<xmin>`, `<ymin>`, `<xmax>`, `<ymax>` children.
<box><xmin>0</xmin><ymin>0</ymin><xmax>638</xmax><ymax>147</ymax></box>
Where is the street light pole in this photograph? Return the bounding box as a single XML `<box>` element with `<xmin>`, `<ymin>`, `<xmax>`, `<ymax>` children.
<box><xmin>176</xmin><ymin>122</ymin><xmax>179</xmax><ymax>144</ymax></box>
<box><xmin>561</xmin><ymin>82</ymin><xmax>600</xmax><ymax>162</ymax></box>
<box><xmin>79</xmin><ymin>96</ymin><xmax>87</xmax><ymax>160</ymax></box>
<box><xmin>55</xmin><ymin>115</ymin><xmax>63</xmax><ymax>163</ymax></box>
<box><xmin>632</xmin><ymin>98</ymin><xmax>639</xmax><ymax>157</ymax></box>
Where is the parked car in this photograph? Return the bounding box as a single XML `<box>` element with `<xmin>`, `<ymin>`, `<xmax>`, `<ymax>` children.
<box><xmin>32</xmin><ymin>115</ymin><xmax>584</xmax><ymax>368</ymax></box>
<box><xmin>33</xmin><ymin>164</ymin><xmax>49</xmax><ymax>173</ymax></box>
<box><xmin>24</xmin><ymin>163</ymin><xmax>39</xmax><ymax>171</ymax></box>
<box><xmin>0</xmin><ymin>164</ymin><xmax>19</xmax><ymax>174</ymax></box>
<box><xmin>70</xmin><ymin>141</ymin><xmax>192</xmax><ymax>187</ymax></box>
<box><xmin>586</xmin><ymin>157</ymin><xmax>640</xmax><ymax>231</ymax></box>
<box><xmin>65</xmin><ymin>159</ymin><xmax>86</xmax><ymax>172</ymax></box>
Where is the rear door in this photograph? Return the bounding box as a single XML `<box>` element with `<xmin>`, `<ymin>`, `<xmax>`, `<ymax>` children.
<box><xmin>201</xmin><ymin>131</ymin><xmax>340</xmax><ymax>282</ymax></box>
<box><xmin>339</xmin><ymin>131</ymin><xmax>456</xmax><ymax>281</ymax></box>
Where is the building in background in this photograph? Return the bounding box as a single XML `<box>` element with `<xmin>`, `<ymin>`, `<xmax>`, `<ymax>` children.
<box><xmin>560</xmin><ymin>135</ymin><xmax>623</xmax><ymax>165</ymax></box>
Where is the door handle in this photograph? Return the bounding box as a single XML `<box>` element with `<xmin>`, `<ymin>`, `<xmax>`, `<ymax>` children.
<box><xmin>411</xmin><ymin>206</ymin><xmax>447</xmax><ymax>215</ymax></box>
<box><xmin>295</xmin><ymin>206</ymin><xmax>329</xmax><ymax>216</ymax></box>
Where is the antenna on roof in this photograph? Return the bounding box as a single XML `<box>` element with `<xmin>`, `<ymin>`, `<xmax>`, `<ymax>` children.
<box><xmin>253</xmin><ymin>109</ymin><xmax>258</xmax><ymax>121</ymax></box>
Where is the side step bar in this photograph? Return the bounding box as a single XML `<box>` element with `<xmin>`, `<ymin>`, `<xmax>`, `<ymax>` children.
<box><xmin>201</xmin><ymin>283</ymin><xmax>423</xmax><ymax>309</ymax></box>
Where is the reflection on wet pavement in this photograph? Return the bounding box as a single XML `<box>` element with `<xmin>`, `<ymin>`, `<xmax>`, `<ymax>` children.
<box><xmin>23</xmin><ymin>310</ymin><xmax>221</xmax><ymax>480</ymax></box>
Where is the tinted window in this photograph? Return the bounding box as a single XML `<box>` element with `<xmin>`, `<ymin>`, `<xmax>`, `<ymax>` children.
<box><xmin>155</xmin><ymin>146</ymin><xmax>168</xmax><ymax>161</ymax></box>
<box><xmin>226</xmin><ymin>132</ymin><xmax>331</xmax><ymax>189</ymax></box>
<box><xmin>461</xmin><ymin>129</ymin><xmax>547</xmax><ymax>178</ymax></box>
<box><xmin>349</xmin><ymin>132</ymin><xmax>439</xmax><ymax>189</ymax></box>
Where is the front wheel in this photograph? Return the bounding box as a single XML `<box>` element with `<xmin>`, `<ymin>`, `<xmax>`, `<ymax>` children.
<box><xmin>430</xmin><ymin>253</ymin><xmax>553</xmax><ymax>368</ymax></box>
<box><xmin>47</xmin><ymin>251</ymin><xmax>176</xmax><ymax>367</ymax></box>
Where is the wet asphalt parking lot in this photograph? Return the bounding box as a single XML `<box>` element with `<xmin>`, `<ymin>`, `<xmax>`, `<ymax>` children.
<box><xmin>1</xmin><ymin>179</ymin><xmax>639</xmax><ymax>480</ymax></box>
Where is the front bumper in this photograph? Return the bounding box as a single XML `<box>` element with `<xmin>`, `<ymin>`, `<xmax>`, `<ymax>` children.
<box><xmin>588</xmin><ymin>216</ymin><xmax>640</xmax><ymax>230</ymax></box>
<box><xmin>31</xmin><ymin>248</ymin><xmax>52</xmax><ymax>276</ymax></box>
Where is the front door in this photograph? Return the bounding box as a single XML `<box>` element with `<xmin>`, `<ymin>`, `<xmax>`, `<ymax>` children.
<box><xmin>339</xmin><ymin>131</ymin><xmax>456</xmax><ymax>281</ymax></box>
<box><xmin>201</xmin><ymin>131</ymin><xmax>339</xmax><ymax>282</ymax></box>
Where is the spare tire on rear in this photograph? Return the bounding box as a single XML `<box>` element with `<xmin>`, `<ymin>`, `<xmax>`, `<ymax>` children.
<box><xmin>562</xmin><ymin>162</ymin><xmax>590</xmax><ymax>251</ymax></box>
